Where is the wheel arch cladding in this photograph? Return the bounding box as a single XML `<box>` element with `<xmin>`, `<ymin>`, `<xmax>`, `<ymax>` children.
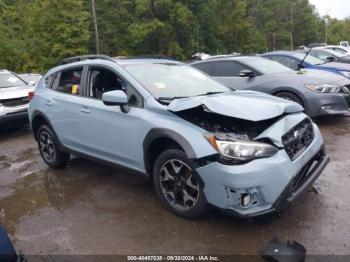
<box><xmin>31</xmin><ymin>111</ymin><xmax>58</xmax><ymax>141</ymax></box>
<box><xmin>143</xmin><ymin>128</ymin><xmax>197</xmax><ymax>176</ymax></box>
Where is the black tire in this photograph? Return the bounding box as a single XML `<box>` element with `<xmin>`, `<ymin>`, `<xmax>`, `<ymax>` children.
<box><xmin>153</xmin><ymin>149</ymin><xmax>209</xmax><ymax>219</ymax></box>
<box><xmin>275</xmin><ymin>91</ymin><xmax>303</xmax><ymax>106</ymax></box>
<box><xmin>37</xmin><ymin>125</ymin><xmax>70</xmax><ymax>169</ymax></box>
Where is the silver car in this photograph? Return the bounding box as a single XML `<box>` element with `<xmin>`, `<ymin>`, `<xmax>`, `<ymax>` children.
<box><xmin>28</xmin><ymin>55</ymin><xmax>329</xmax><ymax>219</ymax></box>
<box><xmin>0</xmin><ymin>70</ymin><xmax>34</xmax><ymax>124</ymax></box>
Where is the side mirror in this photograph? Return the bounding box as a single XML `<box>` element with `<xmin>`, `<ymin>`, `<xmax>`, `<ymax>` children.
<box><xmin>102</xmin><ymin>90</ymin><xmax>128</xmax><ymax>106</ymax></box>
<box><xmin>28</xmin><ymin>80</ymin><xmax>36</xmax><ymax>87</ymax></box>
<box><xmin>239</xmin><ymin>70</ymin><xmax>256</xmax><ymax>78</ymax></box>
<box><xmin>326</xmin><ymin>56</ymin><xmax>335</xmax><ymax>62</ymax></box>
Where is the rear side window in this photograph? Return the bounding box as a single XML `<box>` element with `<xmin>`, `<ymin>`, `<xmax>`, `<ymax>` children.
<box><xmin>193</xmin><ymin>63</ymin><xmax>213</xmax><ymax>75</ymax></box>
<box><xmin>53</xmin><ymin>68</ymin><xmax>83</xmax><ymax>95</ymax></box>
<box><xmin>44</xmin><ymin>74</ymin><xmax>54</xmax><ymax>89</ymax></box>
<box><xmin>213</xmin><ymin>61</ymin><xmax>247</xmax><ymax>77</ymax></box>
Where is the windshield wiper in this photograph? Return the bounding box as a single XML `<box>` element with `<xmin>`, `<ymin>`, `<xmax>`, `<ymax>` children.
<box><xmin>196</xmin><ymin>91</ymin><xmax>229</xmax><ymax>97</ymax></box>
<box><xmin>157</xmin><ymin>96</ymin><xmax>189</xmax><ymax>101</ymax></box>
<box><xmin>158</xmin><ymin>91</ymin><xmax>229</xmax><ymax>102</ymax></box>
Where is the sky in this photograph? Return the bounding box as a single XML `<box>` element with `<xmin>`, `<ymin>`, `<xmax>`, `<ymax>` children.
<box><xmin>309</xmin><ymin>0</ymin><xmax>350</xmax><ymax>19</ymax></box>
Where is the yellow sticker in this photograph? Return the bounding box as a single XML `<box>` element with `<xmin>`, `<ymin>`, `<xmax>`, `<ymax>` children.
<box><xmin>72</xmin><ymin>84</ymin><xmax>79</xmax><ymax>94</ymax></box>
<box><xmin>154</xmin><ymin>82</ymin><xmax>167</xmax><ymax>89</ymax></box>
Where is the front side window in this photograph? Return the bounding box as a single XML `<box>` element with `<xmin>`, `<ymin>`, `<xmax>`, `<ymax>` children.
<box><xmin>310</xmin><ymin>50</ymin><xmax>330</xmax><ymax>61</ymax></box>
<box><xmin>124</xmin><ymin>63</ymin><xmax>229</xmax><ymax>100</ymax></box>
<box><xmin>268</xmin><ymin>56</ymin><xmax>300</xmax><ymax>71</ymax></box>
<box><xmin>192</xmin><ymin>62</ymin><xmax>213</xmax><ymax>75</ymax></box>
<box><xmin>328</xmin><ymin>47</ymin><xmax>347</xmax><ymax>55</ymax></box>
<box><xmin>0</xmin><ymin>72</ymin><xmax>27</xmax><ymax>88</ymax></box>
<box><xmin>213</xmin><ymin>61</ymin><xmax>248</xmax><ymax>77</ymax></box>
<box><xmin>54</xmin><ymin>68</ymin><xmax>83</xmax><ymax>95</ymax></box>
<box><xmin>241</xmin><ymin>57</ymin><xmax>292</xmax><ymax>74</ymax></box>
<box><xmin>88</xmin><ymin>67</ymin><xmax>142</xmax><ymax>107</ymax></box>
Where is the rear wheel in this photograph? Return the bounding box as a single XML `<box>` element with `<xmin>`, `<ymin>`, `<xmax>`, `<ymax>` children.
<box><xmin>275</xmin><ymin>91</ymin><xmax>303</xmax><ymax>106</ymax></box>
<box><xmin>37</xmin><ymin>125</ymin><xmax>70</xmax><ymax>168</ymax></box>
<box><xmin>153</xmin><ymin>149</ymin><xmax>209</xmax><ymax>219</ymax></box>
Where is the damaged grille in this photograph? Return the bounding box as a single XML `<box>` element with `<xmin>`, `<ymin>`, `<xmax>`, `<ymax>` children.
<box><xmin>0</xmin><ymin>97</ymin><xmax>29</xmax><ymax>107</ymax></box>
<box><xmin>174</xmin><ymin>105</ymin><xmax>283</xmax><ymax>139</ymax></box>
<box><xmin>282</xmin><ymin>118</ymin><xmax>314</xmax><ymax>160</ymax></box>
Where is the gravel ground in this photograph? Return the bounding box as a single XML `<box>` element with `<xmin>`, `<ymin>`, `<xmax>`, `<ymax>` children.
<box><xmin>0</xmin><ymin>117</ymin><xmax>350</xmax><ymax>257</ymax></box>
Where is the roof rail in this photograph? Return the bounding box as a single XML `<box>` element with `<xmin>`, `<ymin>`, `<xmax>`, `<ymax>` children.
<box><xmin>58</xmin><ymin>54</ymin><xmax>115</xmax><ymax>65</ymax></box>
<box><xmin>120</xmin><ymin>55</ymin><xmax>178</xmax><ymax>61</ymax></box>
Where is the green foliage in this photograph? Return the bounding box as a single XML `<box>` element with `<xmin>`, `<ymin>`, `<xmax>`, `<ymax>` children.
<box><xmin>0</xmin><ymin>0</ymin><xmax>349</xmax><ymax>72</ymax></box>
<box><xmin>0</xmin><ymin>0</ymin><xmax>91</xmax><ymax>72</ymax></box>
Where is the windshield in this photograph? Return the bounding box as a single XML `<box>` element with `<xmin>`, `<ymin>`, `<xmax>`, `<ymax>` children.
<box><xmin>124</xmin><ymin>63</ymin><xmax>230</xmax><ymax>100</ymax></box>
<box><xmin>292</xmin><ymin>52</ymin><xmax>325</xmax><ymax>65</ymax></box>
<box><xmin>0</xmin><ymin>73</ymin><xmax>27</xmax><ymax>88</ymax></box>
<box><xmin>242</xmin><ymin>57</ymin><xmax>292</xmax><ymax>74</ymax></box>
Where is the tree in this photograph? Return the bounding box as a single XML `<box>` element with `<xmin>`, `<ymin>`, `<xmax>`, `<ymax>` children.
<box><xmin>0</xmin><ymin>0</ymin><xmax>91</xmax><ymax>72</ymax></box>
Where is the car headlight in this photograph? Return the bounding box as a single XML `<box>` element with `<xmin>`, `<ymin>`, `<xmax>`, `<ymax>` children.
<box><xmin>204</xmin><ymin>134</ymin><xmax>278</xmax><ymax>163</ymax></box>
<box><xmin>340</xmin><ymin>71</ymin><xmax>350</xmax><ymax>78</ymax></box>
<box><xmin>305</xmin><ymin>84</ymin><xmax>341</xmax><ymax>93</ymax></box>
<box><xmin>0</xmin><ymin>103</ymin><xmax>3</xmax><ymax>108</ymax></box>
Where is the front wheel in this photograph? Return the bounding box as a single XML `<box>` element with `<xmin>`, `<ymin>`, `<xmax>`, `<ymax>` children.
<box><xmin>153</xmin><ymin>149</ymin><xmax>209</xmax><ymax>219</ymax></box>
<box><xmin>37</xmin><ymin>125</ymin><xmax>70</xmax><ymax>169</ymax></box>
<box><xmin>275</xmin><ymin>91</ymin><xmax>303</xmax><ymax>106</ymax></box>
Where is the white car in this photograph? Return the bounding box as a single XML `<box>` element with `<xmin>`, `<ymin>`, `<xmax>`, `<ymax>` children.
<box><xmin>323</xmin><ymin>45</ymin><xmax>350</xmax><ymax>56</ymax></box>
<box><xmin>18</xmin><ymin>73</ymin><xmax>42</xmax><ymax>87</ymax></box>
<box><xmin>0</xmin><ymin>70</ymin><xmax>34</xmax><ymax>124</ymax></box>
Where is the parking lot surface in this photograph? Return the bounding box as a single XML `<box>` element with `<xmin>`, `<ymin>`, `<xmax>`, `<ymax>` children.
<box><xmin>0</xmin><ymin>117</ymin><xmax>350</xmax><ymax>256</ymax></box>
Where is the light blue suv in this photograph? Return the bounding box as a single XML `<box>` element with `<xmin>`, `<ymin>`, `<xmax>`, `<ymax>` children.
<box><xmin>28</xmin><ymin>55</ymin><xmax>329</xmax><ymax>219</ymax></box>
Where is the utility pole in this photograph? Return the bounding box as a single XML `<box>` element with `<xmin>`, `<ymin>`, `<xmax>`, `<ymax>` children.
<box><xmin>325</xmin><ymin>9</ymin><xmax>330</xmax><ymax>44</ymax></box>
<box><xmin>290</xmin><ymin>2</ymin><xmax>294</xmax><ymax>50</ymax></box>
<box><xmin>91</xmin><ymin>0</ymin><xmax>100</xmax><ymax>54</ymax></box>
<box><xmin>325</xmin><ymin>17</ymin><xmax>329</xmax><ymax>44</ymax></box>
<box><xmin>196</xmin><ymin>23</ymin><xmax>199</xmax><ymax>53</ymax></box>
<box><xmin>325</xmin><ymin>19</ymin><xmax>328</xmax><ymax>43</ymax></box>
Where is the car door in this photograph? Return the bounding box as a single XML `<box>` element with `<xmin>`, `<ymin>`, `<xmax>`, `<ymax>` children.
<box><xmin>211</xmin><ymin>61</ymin><xmax>259</xmax><ymax>89</ymax></box>
<box><xmin>45</xmin><ymin>66</ymin><xmax>88</xmax><ymax>151</ymax></box>
<box><xmin>78</xmin><ymin>65</ymin><xmax>144</xmax><ymax>171</ymax></box>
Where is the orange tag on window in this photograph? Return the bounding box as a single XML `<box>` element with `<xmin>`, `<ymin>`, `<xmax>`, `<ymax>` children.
<box><xmin>72</xmin><ymin>84</ymin><xmax>79</xmax><ymax>94</ymax></box>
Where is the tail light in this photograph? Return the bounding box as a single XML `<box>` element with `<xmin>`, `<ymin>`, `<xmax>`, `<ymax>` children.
<box><xmin>28</xmin><ymin>91</ymin><xmax>35</xmax><ymax>102</ymax></box>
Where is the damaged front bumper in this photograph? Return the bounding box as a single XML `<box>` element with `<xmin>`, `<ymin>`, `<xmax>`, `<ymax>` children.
<box><xmin>195</xmin><ymin>116</ymin><xmax>327</xmax><ymax>217</ymax></box>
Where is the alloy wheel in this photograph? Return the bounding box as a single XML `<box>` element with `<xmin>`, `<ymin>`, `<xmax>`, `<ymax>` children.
<box><xmin>39</xmin><ymin>131</ymin><xmax>55</xmax><ymax>163</ymax></box>
<box><xmin>159</xmin><ymin>159</ymin><xmax>200</xmax><ymax>211</ymax></box>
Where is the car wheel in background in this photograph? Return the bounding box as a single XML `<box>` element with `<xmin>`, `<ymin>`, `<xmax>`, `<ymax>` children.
<box><xmin>153</xmin><ymin>149</ymin><xmax>209</xmax><ymax>219</ymax></box>
<box><xmin>37</xmin><ymin>125</ymin><xmax>70</xmax><ymax>168</ymax></box>
<box><xmin>275</xmin><ymin>91</ymin><xmax>303</xmax><ymax>106</ymax></box>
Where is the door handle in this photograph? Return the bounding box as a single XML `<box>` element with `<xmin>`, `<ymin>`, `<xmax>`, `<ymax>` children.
<box><xmin>45</xmin><ymin>99</ymin><xmax>53</xmax><ymax>106</ymax></box>
<box><xmin>80</xmin><ymin>106</ymin><xmax>90</xmax><ymax>114</ymax></box>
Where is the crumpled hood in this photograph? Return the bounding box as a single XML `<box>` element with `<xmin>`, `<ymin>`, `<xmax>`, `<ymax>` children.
<box><xmin>0</xmin><ymin>85</ymin><xmax>33</xmax><ymax>100</ymax></box>
<box><xmin>168</xmin><ymin>90</ymin><xmax>303</xmax><ymax>122</ymax></box>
